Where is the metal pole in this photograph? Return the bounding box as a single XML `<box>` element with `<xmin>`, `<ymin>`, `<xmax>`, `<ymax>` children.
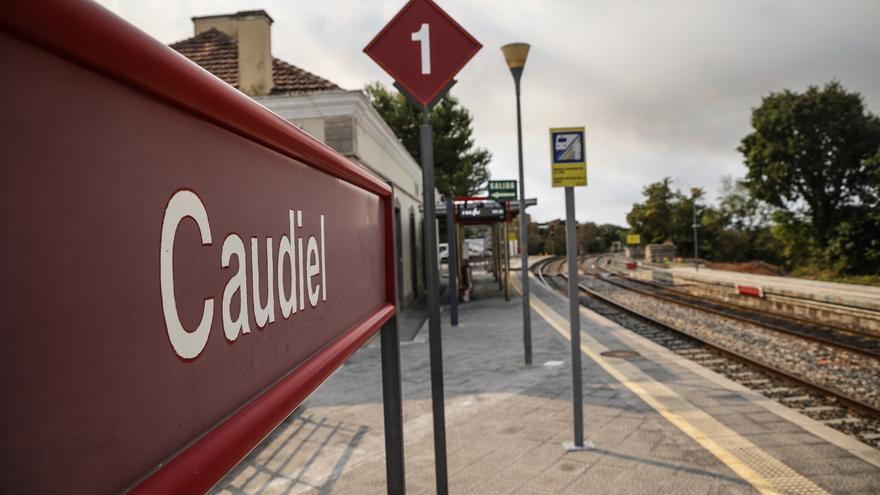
<box><xmin>446</xmin><ymin>196</ymin><xmax>458</xmax><ymax>326</ymax></box>
<box><xmin>512</xmin><ymin>69</ymin><xmax>532</xmax><ymax>366</ymax></box>
<box><xmin>504</xmin><ymin>206</ymin><xmax>510</xmax><ymax>301</ymax></box>
<box><xmin>563</xmin><ymin>187</ymin><xmax>593</xmax><ymax>452</ymax></box>
<box><xmin>461</xmin><ymin>224</ymin><xmax>469</xmax><ymax>294</ymax></box>
<box><xmin>495</xmin><ymin>224</ymin><xmax>502</xmax><ymax>288</ymax></box>
<box><xmin>419</xmin><ymin>112</ymin><xmax>448</xmax><ymax>494</ymax></box>
<box><xmin>692</xmin><ymin>200</ymin><xmax>699</xmax><ymax>272</ymax></box>
<box><xmin>380</xmin><ymin>316</ymin><xmax>405</xmax><ymax>494</ymax></box>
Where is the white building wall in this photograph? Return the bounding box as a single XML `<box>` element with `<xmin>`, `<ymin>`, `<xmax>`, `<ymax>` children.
<box><xmin>289</xmin><ymin>117</ymin><xmax>324</xmax><ymax>142</ymax></box>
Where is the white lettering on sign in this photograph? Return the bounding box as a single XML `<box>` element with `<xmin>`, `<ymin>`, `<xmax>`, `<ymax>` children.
<box><xmin>411</xmin><ymin>23</ymin><xmax>431</xmax><ymax>75</ymax></box>
<box><xmin>160</xmin><ymin>189</ymin><xmax>328</xmax><ymax>360</ymax></box>
<box><xmin>221</xmin><ymin>233</ymin><xmax>251</xmax><ymax>341</ymax></box>
<box><xmin>160</xmin><ymin>190</ymin><xmax>214</xmax><ymax>359</ymax></box>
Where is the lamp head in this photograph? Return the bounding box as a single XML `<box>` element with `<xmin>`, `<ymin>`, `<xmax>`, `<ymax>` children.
<box><xmin>501</xmin><ymin>43</ymin><xmax>530</xmax><ymax>70</ymax></box>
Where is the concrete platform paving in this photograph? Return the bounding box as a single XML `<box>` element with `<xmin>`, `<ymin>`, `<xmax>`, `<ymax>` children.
<box><xmin>211</xmin><ymin>270</ymin><xmax>880</xmax><ymax>494</ymax></box>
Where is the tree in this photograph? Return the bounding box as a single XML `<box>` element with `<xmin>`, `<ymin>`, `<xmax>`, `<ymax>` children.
<box><xmin>625</xmin><ymin>178</ymin><xmax>676</xmax><ymax>244</ymax></box>
<box><xmin>577</xmin><ymin>222</ymin><xmax>598</xmax><ymax>254</ymax></box>
<box><xmin>626</xmin><ymin>178</ymin><xmax>701</xmax><ymax>256</ymax></box>
<box><xmin>739</xmin><ymin>81</ymin><xmax>880</xmax><ymax>272</ymax></box>
<box><xmin>364</xmin><ymin>82</ymin><xmax>491</xmax><ymax>197</ymax></box>
<box><xmin>574</xmin><ymin>222</ymin><xmax>626</xmax><ymax>253</ymax></box>
<box><xmin>625</xmin><ymin>178</ymin><xmax>767</xmax><ymax>261</ymax></box>
<box><xmin>713</xmin><ymin>177</ymin><xmax>783</xmax><ymax>264</ymax></box>
<box><xmin>595</xmin><ymin>224</ymin><xmax>626</xmax><ymax>251</ymax></box>
<box><xmin>527</xmin><ymin>221</ymin><xmax>543</xmax><ymax>256</ymax></box>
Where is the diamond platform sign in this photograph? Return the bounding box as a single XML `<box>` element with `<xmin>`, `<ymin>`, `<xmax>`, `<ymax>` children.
<box><xmin>365</xmin><ymin>0</ymin><xmax>481</xmax><ymax>108</ymax></box>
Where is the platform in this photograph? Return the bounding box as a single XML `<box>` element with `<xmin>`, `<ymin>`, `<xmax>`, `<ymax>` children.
<box><xmin>655</xmin><ymin>264</ymin><xmax>880</xmax><ymax>312</ymax></box>
<box><xmin>211</xmin><ymin>269</ymin><xmax>880</xmax><ymax>494</ymax></box>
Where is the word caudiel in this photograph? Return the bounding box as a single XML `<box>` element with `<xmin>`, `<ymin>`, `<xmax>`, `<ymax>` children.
<box><xmin>160</xmin><ymin>189</ymin><xmax>327</xmax><ymax>360</ymax></box>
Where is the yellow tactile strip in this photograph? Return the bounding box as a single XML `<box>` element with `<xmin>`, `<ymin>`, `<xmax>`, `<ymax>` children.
<box><xmin>515</xmin><ymin>277</ymin><xmax>829</xmax><ymax>495</ymax></box>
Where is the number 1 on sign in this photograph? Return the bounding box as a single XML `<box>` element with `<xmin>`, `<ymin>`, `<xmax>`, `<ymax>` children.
<box><xmin>411</xmin><ymin>23</ymin><xmax>431</xmax><ymax>75</ymax></box>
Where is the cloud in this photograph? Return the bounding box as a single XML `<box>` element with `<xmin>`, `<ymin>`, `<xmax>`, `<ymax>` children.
<box><xmin>95</xmin><ymin>0</ymin><xmax>880</xmax><ymax>225</ymax></box>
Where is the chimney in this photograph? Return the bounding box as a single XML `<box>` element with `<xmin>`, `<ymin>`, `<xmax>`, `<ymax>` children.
<box><xmin>192</xmin><ymin>10</ymin><xmax>274</xmax><ymax>96</ymax></box>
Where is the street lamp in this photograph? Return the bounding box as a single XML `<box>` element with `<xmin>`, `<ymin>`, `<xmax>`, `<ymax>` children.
<box><xmin>502</xmin><ymin>42</ymin><xmax>532</xmax><ymax>366</ymax></box>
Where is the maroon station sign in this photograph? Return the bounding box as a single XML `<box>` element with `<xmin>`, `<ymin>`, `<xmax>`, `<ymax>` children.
<box><xmin>0</xmin><ymin>2</ymin><xmax>396</xmax><ymax>494</ymax></box>
<box><xmin>365</xmin><ymin>0</ymin><xmax>481</xmax><ymax>108</ymax></box>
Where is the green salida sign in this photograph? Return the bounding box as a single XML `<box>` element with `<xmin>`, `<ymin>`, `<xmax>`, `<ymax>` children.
<box><xmin>488</xmin><ymin>180</ymin><xmax>517</xmax><ymax>201</ymax></box>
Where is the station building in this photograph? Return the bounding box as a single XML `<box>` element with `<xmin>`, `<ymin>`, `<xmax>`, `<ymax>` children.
<box><xmin>170</xmin><ymin>10</ymin><xmax>425</xmax><ymax>308</ymax></box>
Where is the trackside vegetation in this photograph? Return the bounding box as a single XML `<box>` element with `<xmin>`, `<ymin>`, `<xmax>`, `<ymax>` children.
<box><xmin>626</xmin><ymin>81</ymin><xmax>880</xmax><ymax>284</ymax></box>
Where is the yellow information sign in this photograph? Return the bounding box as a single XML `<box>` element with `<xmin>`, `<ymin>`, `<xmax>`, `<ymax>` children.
<box><xmin>550</xmin><ymin>127</ymin><xmax>587</xmax><ymax>188</ymax></box>
<box><xmin>627</xmin><ymin>234</ymin><xmax>641</xmax><ymax>245</ymax></box>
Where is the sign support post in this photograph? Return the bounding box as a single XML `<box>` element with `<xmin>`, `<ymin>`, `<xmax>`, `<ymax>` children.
<box><xmin>380</xmin><ymin>316</ymin><xmax>406</xmax><ymax>494</ymax></box>
<box><xmin>563</xmin><ymin>187</ymin><xmax>593</xmax><ymax>450</ymax></box>
<box><xmin>446</xmin><ymin>196</ymin><xmax>459</xmax><ymax>326</ymax></box>
<box><xmin>365</xmin><ymin>3</ymin><xmax>481</xmax><ymax>491</ymax></box>
<box><xmin>487</xmin><ymin>181</ymin><xmax>517</xmax><ymax>298</ymax></box>
<box><xmin>550</xmin><ymin>126</ymin><xmax>595</xmax><ymax>452</ymax></box>
<box><xmin>420</xmin><ymin>110</ymin><xmax>449</xmax><ymax>494</ymax></box>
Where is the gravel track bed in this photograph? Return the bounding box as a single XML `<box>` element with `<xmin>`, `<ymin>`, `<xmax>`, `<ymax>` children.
<box><xmin>579</xmin><ymin>275</ymin><xmax>880</xmax><ymax>410</ymax></box>
<box><xmin>603</xmin><ymin>274</ymin><xmax>880</xmax><ymax>357</ymax></box>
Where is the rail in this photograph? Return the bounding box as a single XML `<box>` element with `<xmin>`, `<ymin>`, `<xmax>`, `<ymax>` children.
<box><xmin>534</xmin><ymin>257</ymin><xmax>880</xmax><ymax>420</ymax></box>
<box><xmin>594</xmin><ymin>270</ymin><xmax>880</xmax><ymax>360</ymax></box>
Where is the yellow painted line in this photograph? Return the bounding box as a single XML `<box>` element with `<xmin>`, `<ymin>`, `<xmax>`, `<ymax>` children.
<box><xmin>512</xmin><ymin>275</ymin><xmax>829</xmax><ymax>495</ymax></box>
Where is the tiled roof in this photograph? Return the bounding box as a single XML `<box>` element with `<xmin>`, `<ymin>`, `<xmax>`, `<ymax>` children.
<box><xmin>170</xmin><ymin>28</ymin><xmax>239</xmax><ymax>88</ymax></box>
<box><xmin>169</xmin><ymin>28</ymin><xmax>341</xmax><ymax>95</ymax></box>
<box><xmin>271</xmin><ymin>58</ymin><xmax>340</xmax><ymax>95</ymax></box>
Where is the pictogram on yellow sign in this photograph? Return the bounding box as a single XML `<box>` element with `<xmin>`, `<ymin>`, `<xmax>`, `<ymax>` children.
<box><xmin>549</xmin><ymin>127</ymin><xmax>587</xmax><ymax>188</ymax></box>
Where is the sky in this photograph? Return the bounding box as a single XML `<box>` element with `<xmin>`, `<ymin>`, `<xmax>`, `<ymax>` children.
<box><xmin>95</xmin><ymin>0</ymin><xmax>880</xmax><ymax>226</ymax></box>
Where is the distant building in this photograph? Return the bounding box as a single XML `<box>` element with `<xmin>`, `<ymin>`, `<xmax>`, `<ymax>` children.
<box><xmin>645</xmin><ymin>242</ymin><xmax>676</xmax><ymax>263</ymax></box>
<box><xmin>624</xmin><ymin>246</ymin><xmax>645</xmax><ymax>259</ymax></box>
<box><xmin>171</xmin><ymin>10</ymin><xmax>424</xmax><ymax>308</ymax></box>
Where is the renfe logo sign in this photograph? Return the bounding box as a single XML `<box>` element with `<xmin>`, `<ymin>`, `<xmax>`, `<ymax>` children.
<box><xmin>0</xmin><ymin>2</ymin><xmax>395</xmax><ymax>494</ymax></box>
<box><xmin>160</xmin><ymin>191</ymin><xmax>328</xmax><ymax>359</ymax></box>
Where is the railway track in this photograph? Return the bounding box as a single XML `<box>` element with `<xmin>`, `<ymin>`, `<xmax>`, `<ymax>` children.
<box><xmin>532</xmin><ymin>256</ymin><xmax>880</xmax><ymax>448</ymax></box>
<box><xmin>591</xmin><ymin>267</ymin><xmax>880</xmax><ymax>359</ymax></box>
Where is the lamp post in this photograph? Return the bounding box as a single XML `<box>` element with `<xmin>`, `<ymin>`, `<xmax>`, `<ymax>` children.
<box><xmin>502</xmin><ymin>43</ymin><xmax>532</xmax><ymax>366</ymax></box>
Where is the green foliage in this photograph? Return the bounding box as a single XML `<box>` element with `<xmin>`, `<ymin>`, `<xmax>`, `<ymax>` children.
<box><xmin>530</xmin><ymin>220</ymin><xmax>565</xmax><ymax>255</ymax></box>
<box><xmin>527</xmin><ymin>222</ymin><xmax>543</xmax><ymax>256</ymax></box>
<box><xmin>526</xmin><ymin>220</ymin><xmax>625</xmax><ymax>256</ymax></box>
<box><xmin>739</xmin><ymin>81</ymin><xmax>880</xmax><ymax>274</ymax></box>
<box><xmin>706</xmin><ymin>178</ymin><xmax>784</xmax><ymax>264</ymax></box>
<box><xmin>624</xmin><ymin>82</ymin><xmax>880</xmax><ymax>276</ymax></box>
<box><xmin>626</xmin><ymin>177</ymin><xmax>784</xmax><ymax>263</ymax></box>
<box><xmin>625</xmin><ymin>178</ymin><xmax>703</xmax><ymax>257</ymax></box>
<box><xmin>578</xmin><ymin>222</ymin><xmax>626</xmax><ymax>253</ymax></box>
<box><xmin>625</xmin><ymin>178</ymin><xmax>676</xmax><ymax>245</ymax></box>
<box><xmin>364</xmin><ymin>82</ymin><xmax>491</xmax><ymax>197</ymax></box>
